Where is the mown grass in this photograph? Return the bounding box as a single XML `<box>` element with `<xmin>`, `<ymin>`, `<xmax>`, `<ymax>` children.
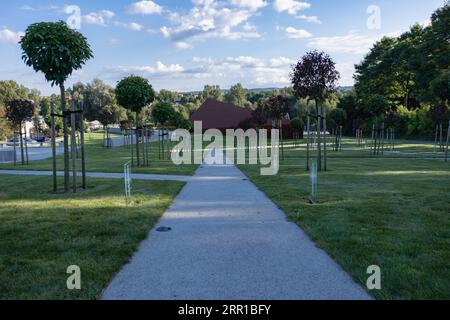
<box><xmin>239</xmin><ymin>140</ymin><xmax>450</xmax><ymax>300</ymax></box>
<box><xmin>0</xmin><ymin>175</ymin><xmax>185</xmax><ymax>299</ymax></box>
<box><xmin>0</xmin><ymin>132</ymin><xmax>199</xmax><ymax>176</ymax></box>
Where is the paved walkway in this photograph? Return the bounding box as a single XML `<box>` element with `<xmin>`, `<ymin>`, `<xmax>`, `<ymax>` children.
<box><xmin>101</xmin><ymin>150</ymin><xmax>370</xmax><ymax>300</ymax></box>
<box><xmin>0</xmin><ymin>170</ymin><xmax>191</xmax><ymax>182</ymax></box>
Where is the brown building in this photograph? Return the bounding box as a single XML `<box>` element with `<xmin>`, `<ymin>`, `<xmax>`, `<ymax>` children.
<box><xmin>190</xmin><ymin>99</ymin><xmax>253</xmax><ymax>132</ymax></box>
<box><xmin>189</xmin><ymin>99</ymin><xmax>300</xmax><ymax>139</ymax></box>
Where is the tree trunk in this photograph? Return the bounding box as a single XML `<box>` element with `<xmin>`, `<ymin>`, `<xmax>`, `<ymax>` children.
<box><xmin>136</xmin><ymin>113</ymin><xmax>140</xmax><ymax>166</ymax></box>
<box><xmin>60</xmin><ymin>83</ymin><xmax>69</xmax><ymax>192</ymax></box>
<box><xmin>70</xmin><ymin>99</ymin><xmax>77</xmax><ymax>193</ymax></box>
<box><xmin>435</xmin><ymin>124</ymin><xmax>439</xmax><ymax>152</ymax></box>
<box><xmin>445</xmin><ymin>119</ymin><xmax>450</xmax><ymax>162</ymax></box>
<box><xmin>79</xmin><ymin>104</ymin><xmax>86</xmax><ymax>189</ymax></box>
<box><xmin>316</xmin><ymin>100</ymin><xmax>322</xmax><ymax>171</ymax></box>
<box><xmin>51</xmin><ymin>103</ymin><xmax>57</xmax><ymax>192</ymax></box>
<box><xmin>24</xmin><ymin>123</ymin><xmax>29</xmax><ymax>165</ymax></box>
<box><xmin>19</xmin><ymin>122</ymin><xmax>25</xmax><ymax>165</ymax></box>
<box><xmin>323</xmin><ymin>107</ymin><xmax>327</xmax><ymax>171</ymax></box>
<box><xmin>279</xmin><ymin>119</ymin><xmax>284</xmax><ymax>161</ymax></box>
<box><xmin>13</xmin><ymin>129</ymin><xmax>16</xmax><ymax>166</ymax></box>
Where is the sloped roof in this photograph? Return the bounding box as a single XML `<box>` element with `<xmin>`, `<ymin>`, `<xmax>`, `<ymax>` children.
<box><xmin>190</xmin><ymin>99</ymin><xmax>253</xmax><ymax>129</ymax></box>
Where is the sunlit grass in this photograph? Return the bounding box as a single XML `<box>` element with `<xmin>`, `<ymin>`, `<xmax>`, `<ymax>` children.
<box><xmin>239</xmin><ymin>147</ymin><xmax>450</xmax><ymax>299</ymax></box>
<box><xmin>0</xmin><ymin>175</ymin><xmax>185</xmax><ymax>299</ymax></box>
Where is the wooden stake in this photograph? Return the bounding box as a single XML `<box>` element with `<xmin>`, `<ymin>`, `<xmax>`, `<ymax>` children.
<box><xmin>51</xmin><ymin>103</ymin><xmax>57</xmax><ymax>192</ymax></box>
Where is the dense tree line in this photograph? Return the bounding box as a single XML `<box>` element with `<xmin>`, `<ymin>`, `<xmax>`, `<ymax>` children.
<box><xmin>339</xmin><ymin>4</ymin><xmax>449</xmax><ymax>138</ymax></box>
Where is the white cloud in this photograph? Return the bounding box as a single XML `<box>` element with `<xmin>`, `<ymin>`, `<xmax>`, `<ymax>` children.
<box><xmin>243</xmin><ymin>22</ymin><xmax>256</xmax><ymax>31</ymax></box>
<box><xmin>127</xmin><ymin>1</ymin><xmax>163</xmax><ymax>15</ymax></box>
<box><xmin>0</xmin><ymin>28</ymin><xmax>23</xmax><ymax>44</ymax></box>
<box><xmin>335</xmin><ymin>63</ymin><xmax>355</xmax><ymax>86</ymax></box>
<box><xmin>82</xmin><ymin>10</ymin><xmax>115</xmax><ymax>26</ymax></box>
<box><xmin>231</xmin><ymin>0</ymin><xmax>268</xmax><ymax>11</ymax></box>
<box><xmin>296</xmin><ymin>14</ymin><xmax>321</xmax><ymax>24</ymax></box>
<box><xmin>114</xmin><ymin>21</ymin><xmax>144</xmax><ymax>31</ymax></box>
<box><xmin>175</xmin><ymin>42</ymin><xmax>192</xmax><ymax>49</ymax></box>
<box><xmin>160</xmin><ymin>0</ymin><xmax>264</xmax><ymax>48</ymax></box>
<box><xmin>20</xmin><ymin>5</ymin><xmax>35</xmax><ymax>11</ymax></box>
<box><xmin>274</xmin><ymin>0</ymin><xmax>310</xmax><ymax>14</ymax></box>
<box><xmin>307</xmin><ymin>31</ymin><xmax>399</xmax><ymax>54</ymax></box>
<box><xmin>108</xmin><ymin>61</ymin><xmax>184</xmax><ymax>76</ymax></box>
<box><xmin>285</xmin><ymin>27</ymin><xmax>312</xmax><ymax>38</ymax></box>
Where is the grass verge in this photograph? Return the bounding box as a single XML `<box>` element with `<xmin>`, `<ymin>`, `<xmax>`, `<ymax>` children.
<box><xmin>0</xmin><ymin>175</ymin><xmax>184</xmax><ymax>299</ymax></box>
<box><xmin>239</xmin><ymin>146</ymin><xmax>450</xmax><ymax>299</ymax></box>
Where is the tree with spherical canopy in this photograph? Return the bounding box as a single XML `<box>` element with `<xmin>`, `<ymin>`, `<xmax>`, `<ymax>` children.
<box><xmin>20</xmin><ymin>21</ymin><xmax>93</xmax><ymax>191</ymax></box>
<box><xmin>290</xmin><ymin>50</ymin><xmax>340</xmax><ymax>171</ymax></box>
<box><xmin>115</xmin><ymin>76</ymin><xmax>155</xmax><ymax>166</ymax></box>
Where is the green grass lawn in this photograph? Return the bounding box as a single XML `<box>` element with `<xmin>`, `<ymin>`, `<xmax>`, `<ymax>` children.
<box><xmin>239</xmin><ymin>141</ymin><xmax>450</xmax><ymax>299</ymax></box>
<box><xmin>0</xmin><ymin>175</ymin><xmax>185</xmax><ymax>299</ymax></box>
<box><xmin>0</xmin><ymin>132</ymin><xmax>199</xmax><ymax>176</ymax></box>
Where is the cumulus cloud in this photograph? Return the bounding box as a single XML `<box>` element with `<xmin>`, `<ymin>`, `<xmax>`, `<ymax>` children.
<box><xmin>0</xmin><ymin>28</ymin><xmax>24</xmax><ymax>44</ymax></box>
<box><xmin>105</xmin><ymin>55</ymin><xmax>296</xmax><ymax>87</ymax></box>
<box><xmin>108</xmin><ymin>61</ymin><xmax>185</xmax><ymax>76</ymax></box>
<box><xmin>274</xmin><ymin>0</ymin><xmax>310</xmax><ymax>14</ymax></box>
<box><xmin>114</xmin><ymin>21</ymin><xmax>144</xmax><ymax>31</ymax></box>
<box><xmin>231</xmin><ymin>0</ymin><xmax>268</xmax><ymax>11</ymax></box>
<box><xmin>160</xmin><ymin>0</ymin><xmax>264</xmax><ymax>48</ymax></box>
<box><xmin>285</xmin><ymin>27</ymin><xmax>312</xmax><ymax>38</ymax></box>
<box><xmin>82</xmin><ymin>10</ymin><xmax>115</xmax><ymax>26</ymax></box>
<box><xmin>127</xmin><ymin>1</ymin><xmax>163</xmax><ymax>15</ymax></box>
<box><xmin>296</xmin><ymin>14</ymin><xmax>321</xmax><ymax>24</ymax></box>
<box><xmin>307</xmin><ymin>31</ymin><xmax>399</xmax><ymax>54</ymax></box>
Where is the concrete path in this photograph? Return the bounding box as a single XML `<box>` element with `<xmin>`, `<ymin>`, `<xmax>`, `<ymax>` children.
<box><xmin>101</xmin><ymin>150</ymin><xmax>370</xmax><ymax>300</ymax></box>
<box><xmin>0</xmin><ymin>146</ymin><xmax>64</xmax><ymax>163</ymax></box>
<box><xmin>0</xmin><ymin>170</ymin><xmax>191</xmax><ymax>182</ymax></box>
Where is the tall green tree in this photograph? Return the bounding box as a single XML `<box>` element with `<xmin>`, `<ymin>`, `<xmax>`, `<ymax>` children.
<box><xmin>83</xmin><ymin>79</ymin><xmax>116</xmax><ymax>121</ymax></box>
<box><xmin>201</xmin><ymin>85</ymin><xmax>223</xmax><ymax>102</ymax></box>
<box><xmin>225</xmin><ymin>83</ymin><xmax>247</xmax><ymax>106</ymax></box>
<box><xmin>20</xmin><ymin>21</ymin><xmax>93</xmax><ymax>192</ymax></box>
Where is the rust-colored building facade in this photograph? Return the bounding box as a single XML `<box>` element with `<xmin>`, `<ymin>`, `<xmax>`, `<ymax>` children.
<box><xmin>189</xmin><ymin>99</ymin><xmax>300</xmax><ymax>139</ymax></box>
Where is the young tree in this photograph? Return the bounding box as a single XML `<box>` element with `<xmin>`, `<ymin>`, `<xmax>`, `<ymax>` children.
<box><xmin>290</xmin><ymin>50</ymin><xmax>340</xmax><ymax>171</ymax></box>
<box><xmin>20</xmin><ymin>21</ymin><xmax>93</xmax><ymax>192</ymax></box>
<box><xmin>264</xmin><ymin>95</ymin><xmax>290</xmax><ymax>160</ymax></box>
<box><xmin>5</xmin><ymin>99</ymin><xmax>35</xmax><ymax>165</ymax></box>
<box><xmin>151</xmin><ymin>102</ymin><xmax>177</xmax><ymax>160</ymax></box>
<box><xmin>429</xmin><ymin>103</ymin><xmax>450</xmax><ymax>151</ymax></box>
<box><xmin>116</xmin><ymin>76</ymin><xmax>155</xmax><ymax>166</ymax></box>
<box><xmin>290</xmin><ymin>117</ymin><xmax>304</xmax><ymax>146</ymax></box>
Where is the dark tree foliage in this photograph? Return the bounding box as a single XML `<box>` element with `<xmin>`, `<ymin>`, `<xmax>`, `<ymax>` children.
<box><xmin>328</xmin><ymin>108</ymin><xmax>347</xmax><ymax>128</ymax></box>
<box><xmin>116</xmin><ymin>76</ymin><xmax>155</xmax><ymax>113</ymax></box>
<box><xmin>5</xmin><ymin>99</ymin><xmax>35</xmax><ymax>128</ymax></box>
<box><xmin>20</xmin><ymin>21</ymin><xmax>93</xmax><ymax>87</ymax></box>
<box><xmin>428</xmin><ymin>104</ymin><xmax>450</xmax><ymax>125</ymax></box>
<box><xmin>151</xmin><ymin>102</ymin><xmax>177</xmax><ymax>126</ymax></box>
<box><xmin>264</xmin><ymin>95</ymin><xmax>290</xmax><ymax>122</ymax></box>
<box><xmin>290</xmin><ymin>117</ymin><xmax>304</xmax><ymax>130</ymax></box>
<box><xmin>252</xmin><ymin>104</ymin><xmax>269</xmax><ymax>128</ymax></box>
<box><xmin>290</xmin><ymin>50</ymin><xmax>340</xmax><ymax>102</ymax></box>
<box><xmin>385</xmin><ymin>110</ymin><xmax>401</xmax><ymax>128</ymax></box>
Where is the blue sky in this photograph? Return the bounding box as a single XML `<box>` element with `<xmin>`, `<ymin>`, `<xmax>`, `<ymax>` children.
<box><xmin>0</xmin><ymin>0</ymin><xmax>445</xmax><ymax>95</ymax></box>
